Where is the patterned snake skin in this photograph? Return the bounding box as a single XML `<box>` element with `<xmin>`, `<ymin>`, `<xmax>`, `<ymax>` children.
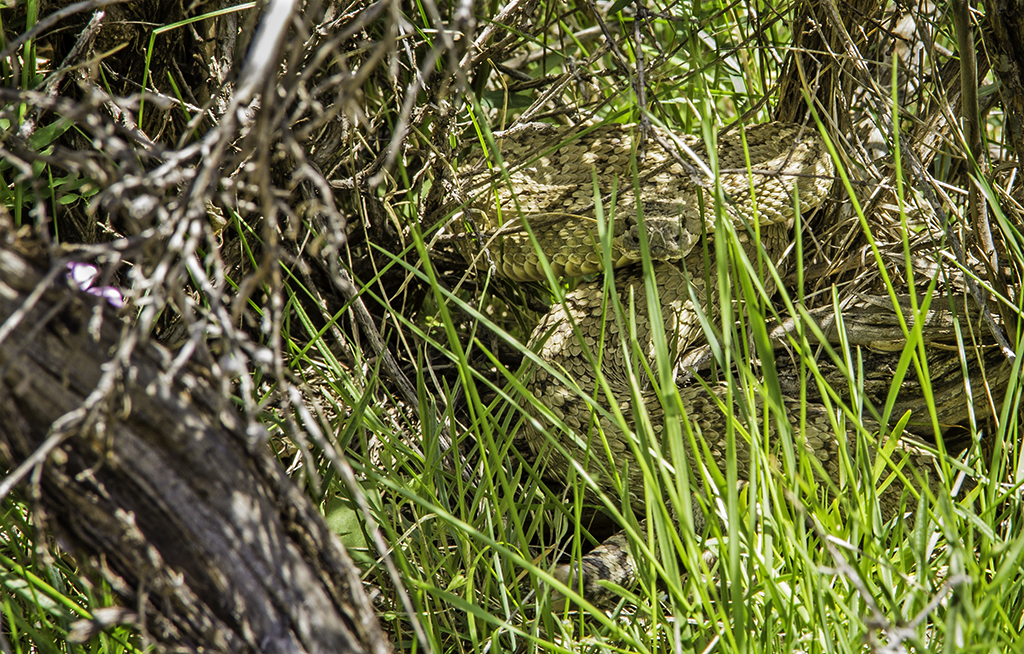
<box><xmin>456</xmin><ymin>121</ymin><xmax>941</xmax><ymax>605</ymax></box>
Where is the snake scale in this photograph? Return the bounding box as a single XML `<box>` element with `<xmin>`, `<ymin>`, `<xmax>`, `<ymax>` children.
<box><xmin>455</xmin><ymin>121</ymin><xmax>940</xmax><ymax>605</ymax></box>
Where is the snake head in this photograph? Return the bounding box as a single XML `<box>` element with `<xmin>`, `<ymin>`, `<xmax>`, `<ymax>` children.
<box><xmin>617</xmin><ymin>212</ymin><xmax>700</xmax><ymax>262</ymax></box>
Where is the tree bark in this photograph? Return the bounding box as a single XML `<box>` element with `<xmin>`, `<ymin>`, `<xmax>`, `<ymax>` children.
<box><xmin>0</xmin><ymin>227</ymin><xmax>391</xmax><ymax>654</ymax></box>
<box><xmin>987</xmin><ymin>0</ymin><xmax>1024</xmax><ymax>165</ymax></box>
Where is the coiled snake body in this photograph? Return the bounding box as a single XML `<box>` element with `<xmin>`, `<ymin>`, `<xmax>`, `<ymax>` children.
<box><xmin>456</xmin><ymin>121</ymin><xmax>936</xmax><ymax>604</ymax></box>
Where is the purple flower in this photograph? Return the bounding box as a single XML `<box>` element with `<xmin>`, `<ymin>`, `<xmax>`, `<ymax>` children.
<box><xmin>66</xmin><ymin>262</ymin><xmax>124</xmax><ymax>308</ymax></box>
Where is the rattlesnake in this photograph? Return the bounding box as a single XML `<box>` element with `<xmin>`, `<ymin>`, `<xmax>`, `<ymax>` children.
<box><xmin>454</xmin><ymin>121</ymin><xmax>940</xmax><ymax>604</ymax></box>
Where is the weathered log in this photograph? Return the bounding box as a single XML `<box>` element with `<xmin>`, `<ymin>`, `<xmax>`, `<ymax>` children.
<box><xmin>0</xmin><ymin>229</ymin><xmax>391</xmax><ymax>654</ymax></box>
<box><xmin>769</xmin><ymin>294</ymin><xmax>1013</xmax><ymax>435</ymax></box>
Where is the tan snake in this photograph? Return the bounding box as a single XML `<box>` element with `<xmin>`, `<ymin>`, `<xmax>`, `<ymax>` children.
<box><xmin>454</xmin><ymin>120</ymin><xmax>942</xmax><ymax>604</ymax></box>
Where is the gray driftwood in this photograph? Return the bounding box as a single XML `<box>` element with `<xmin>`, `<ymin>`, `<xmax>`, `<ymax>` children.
<box><xmin>0</xmin><ymin>231</ymin><xmax>390</xmax><ymax>654</ymax></box>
